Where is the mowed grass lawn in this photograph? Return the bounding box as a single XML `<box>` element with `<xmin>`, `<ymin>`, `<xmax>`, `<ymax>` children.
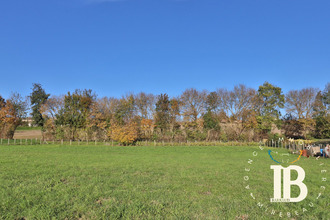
<box><xmin>0</xmin><ymin>145</ymin><xmax>328</xmax><ymax>219</ymax></box>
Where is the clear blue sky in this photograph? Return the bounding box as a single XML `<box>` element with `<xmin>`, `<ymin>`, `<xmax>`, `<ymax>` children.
<box><xmin>0</xmin><ymin>0</ymin><xmax>329</xmax><ymax>99</ymax></box>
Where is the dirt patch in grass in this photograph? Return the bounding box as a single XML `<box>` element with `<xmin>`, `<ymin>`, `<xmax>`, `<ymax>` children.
<box><xmin>13</xmin><ymin>130</ymin><xmax>42</xmax><ymax>139</ymax></box>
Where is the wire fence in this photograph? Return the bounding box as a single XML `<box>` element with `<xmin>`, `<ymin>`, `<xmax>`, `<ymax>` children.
<box><xmin>0</xmin><ymin>138</ymin><xmax>117</xmax><ymax>146</ymax></box>
<box><xmin>1</xmin><ymin>138</ymin><xmax>260</xmax><ymax>147</ymax></box>
<box><xmin>0</xmin><ymin>138</ymin><xmax>329</xmax><ymax>148</ymax></box>
<box><xmin>0</xmin><ymin>138</ymin><xmax>329</xmax><ymax>158</ymax></box>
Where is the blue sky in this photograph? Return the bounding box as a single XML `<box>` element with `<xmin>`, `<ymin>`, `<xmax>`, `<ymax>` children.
<box><xmin>0</xmin><ymin>0</ymin><xmax>329</xmax><ymax>99</ymax></box>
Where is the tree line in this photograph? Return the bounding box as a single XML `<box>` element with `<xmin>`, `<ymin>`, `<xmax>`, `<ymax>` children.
<box><xmin>0</xmin><ymin>82</ymin><xmax>329</xmax><ymax>145</ymax></box>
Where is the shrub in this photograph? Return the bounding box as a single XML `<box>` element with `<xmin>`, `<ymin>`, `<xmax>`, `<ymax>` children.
<box><xmin>109</xmin><ymin>122</ymin><xmax>138</xmax><ymax>145</ymax></box>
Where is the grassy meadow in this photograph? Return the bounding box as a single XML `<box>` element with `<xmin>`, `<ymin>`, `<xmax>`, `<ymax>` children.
<box><xmin>0</xmin><ymin>145</ymin><xmax>328</xmax><ymax>219</ymax></box>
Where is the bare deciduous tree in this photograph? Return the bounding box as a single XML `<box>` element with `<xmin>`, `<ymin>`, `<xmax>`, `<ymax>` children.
<box><xmin>217</xmin><ymin>85</ymin><xmax>256</xmax><ymax>121</ymax></box>
<box><xmin>134</xmin><ymin>92</ymin><xmax>155</xmax><ymax>119</ymax></box>
<box><xmin>285</xmin><ymin>88</ymin><xmax>319</xmax><ymax>119</ymax></box>
<box><xmin>40</xmin><ymin>95</ymin><xmax>64</xmax><ymax>121</ymax></box>
<box><xmin>216</xmin><ymin>85</ymin><xmax>257</xmax><ymax>139</ymax></box>
<box><xmin>180</xmin><ymin>88</ymin><xmax>207</xmax><ymax>122</ymax></box>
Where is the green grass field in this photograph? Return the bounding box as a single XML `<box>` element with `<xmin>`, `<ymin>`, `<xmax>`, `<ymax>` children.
<box><xmin>0</xmin><ymin>145</ymin><xmax>328</xmax><ymax>219</ymax></box>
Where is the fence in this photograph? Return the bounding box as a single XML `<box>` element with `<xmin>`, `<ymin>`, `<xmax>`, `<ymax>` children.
<box><xmin>0</xmin><ymin>138</ymin><xmax>328</xmax><ymax>148</ymax></box>
<box><xmin>0</xmin><ymin>139</ymin><xmax>260</xmax><ymax>147</ymax></box>
<box><xmin>264</xmin><ymin>139</ymin><xmax>329</xmax><ymax>152</ymax></box>
<box><xmin>0</xmin><ymin>138</ymin><xmax>119</xmax><ymax>146</ymax></box>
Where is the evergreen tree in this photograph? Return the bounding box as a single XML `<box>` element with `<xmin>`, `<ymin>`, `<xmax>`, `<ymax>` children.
<box><xmin>257</xmin><ymin>82</ymin><xmax>285</xmax><ymax>136</ymax></box>
<box><xmin>155</xmin><ymin>94</ymin><xmax>170</xmax><ymax>133</ymax></box>
<box><xmin>30</xmin><ymin>83</ymin><xmax>50</xmax><ymax>126</ymax></box>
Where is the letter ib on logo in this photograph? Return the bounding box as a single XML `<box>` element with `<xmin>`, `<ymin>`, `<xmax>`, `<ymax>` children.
<box><xmin>270</xmin><ymin>165</ymin><xmax>308</xmax><ymax>202</ymax></box>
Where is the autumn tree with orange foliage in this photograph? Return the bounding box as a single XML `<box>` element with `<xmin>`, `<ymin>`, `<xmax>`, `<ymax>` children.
<box><xmin>0</xmin><ymin>93</ymin><xmax>28</xmax><ymax>139</ymax></box>
<box><xmin>109</xmin><ymin>121</ymin><xmax>139</xmax><ymax>145</ymax></box>
<box><xmin>139</xmin><ymin>118</ymin><xmax>154</xmax><ymax>140</ymax></box>
<box><xmin>0</xmin><ymin>98</ymin><xmax>17</xmax><ymax>138</ymax></box>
